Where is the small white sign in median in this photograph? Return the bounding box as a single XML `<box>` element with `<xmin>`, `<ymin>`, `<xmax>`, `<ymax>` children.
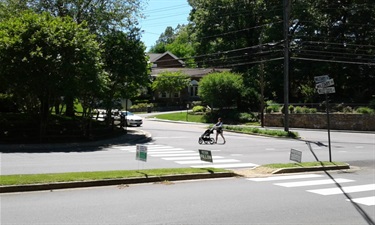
<box><xmin>136</xmin><ymin>144</ymin><xmax>148</xmax><ymax>162</ymax></box>
<box><xmin>199</xmin><ymin>149</ymin><xmax>213</xmax><ymax>163</ymax></box>
<box><xmin>290</xmin><ymin>149</ymin><xmax>302</xmax><ymax>163</ymax></box>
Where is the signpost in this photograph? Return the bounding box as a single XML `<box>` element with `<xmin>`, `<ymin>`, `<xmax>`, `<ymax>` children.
<box><xmin>314</xmin><ymin>75</ymin><xmax>334</xmax><ymax>162</ymax></box>
<box><xmin>290</xmin><ymin>149</ymin><xmax>302</xmax><ymax>163</ymax></box>
<box><xmin>136</xmin><ymin>144</ymin><xmax>147</xmax><ymax>162</ymax></box>
<box><xmin>199</xmin><ymin>149</ymin><xmax>213</xmax><ymax>163</ymax></box>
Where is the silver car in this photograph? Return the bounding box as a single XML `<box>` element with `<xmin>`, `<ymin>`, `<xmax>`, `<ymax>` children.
<box><xmin>119</xmin><ymin>111</ymin><xmax>143</xmax><ymax>126</ymax></box>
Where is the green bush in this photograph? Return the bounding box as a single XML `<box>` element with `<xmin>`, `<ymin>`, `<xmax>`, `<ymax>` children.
<box><xmin>130</xmin><ymin>103</ymin><xmax>153</xmax><ymax>111</ymax></box>
<box><xmin>192</xmin><ymin>106</ymin><xmax>206</xmax><ymax>113</ymax></box>
<box><xmin>238</xmin><ymin>112</ymin><xmax>257</xmax><ymax>123</ymax></box>
<box><xmin>308</xmin><ymin>108</ymin><xmax>318</xmax><ymax>113</ymax></box>
<box><xmin>288</xmin><ymin>105</ymin><xmax>294</xmax><ymax>114</ymax></box>
<box><xmin>356</xmin><ymin>107</ymin><xmax>374</xmax><ymax>114</ymax></box>
<box><xmin>266</xmin><ymin>100</ymin><xmax>281</xmax><ymax>113</ymax></box>
<box><xmin>343</xmin><ymin>106</ymin><xmax>353</xmax><ymax>113</ymax></box>
<box><xmin>294</xmin><ymin>106</ymin><xmax>303</xmax><ymax>113</ymax></box>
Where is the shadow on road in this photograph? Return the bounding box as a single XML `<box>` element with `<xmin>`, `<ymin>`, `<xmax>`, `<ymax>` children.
<box><xmin>306</xmin><ymin>141</ymin><xmax>375</xmax><ymax>225</ymax></box>
<box><xmin>0</xmin><ymin>130</ymin><xmax>151</xmax><ymax>154</ymax></box>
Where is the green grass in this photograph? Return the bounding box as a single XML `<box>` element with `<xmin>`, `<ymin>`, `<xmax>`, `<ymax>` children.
<box><xmin>263</xmin><ymin>161</ymin><xmax>347</xmax><ymax>169</ymax></box>
<box><xmin>152</xmin><ymin>112</ymin><xmax>206</xmax><ymax>123</ymax></box>
<box><xmin>0</xmin><ymin>168</ymin><xmax>227</xmax><ymax>186</ymax></box>
<box><xmin>152</xmin><ymin>112</ymin><xmax>299</xmax><ymax>138</ymax></box>
<box><xmin>224</xmin><ymin>125</ymin><xmax>299</xmax><ymax>138</ymax></box>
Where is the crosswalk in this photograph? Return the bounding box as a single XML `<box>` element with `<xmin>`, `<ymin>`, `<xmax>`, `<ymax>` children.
<box><xmin>247</xmin><ymin>174</ymin><xmax>375</xmax><ymax>207</ymax></box>
<box><xmin>114</xmin><ymin>144</ymin><xmax>258</xmax><ymax>169</ymax></box>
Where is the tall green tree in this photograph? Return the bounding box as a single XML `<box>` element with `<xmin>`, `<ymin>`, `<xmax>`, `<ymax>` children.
<box><xmin>0</xmin><ymin>11</ymin><xmax>104</xmax><ymax>131</ymax></box>
<box><xmin>198</xmin><ymin>71</ymin><xmax>244</xmax><ymax>109</ymax></box>
<box><xmin>151</xmin><ymin>71</ymin><xmax>190</xmax><ymax>105</ymax></box>
<box><xmin>2</xmin><ymin>0</ymin><xmax>146</xmax><ymax>116</ymax></box>
<box><xmin>149</xmin><ymin>26</ymin><xmax>176</xmax><ymax>53</ymax></box>
<box><xmin>101</xmin><ymin>30</ymin><xmax>150</xmax><ymax>117</ymax></box>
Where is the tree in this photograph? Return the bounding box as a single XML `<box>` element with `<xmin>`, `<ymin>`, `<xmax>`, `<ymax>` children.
<box><xmin>4</xmin><ymin>0</ymin><xmax>146</xmax><ymax>116</ymax></box>
<box><xmin>0</xmin><ymin>11</ymin><xmax>104</xmax><ymax>132</ymax></box>
<box><xmin>101</xmin><ymin>30</ymin><xmax>150</xmax><ymax>117</ymax></box>
<box><xmin>151</xmin><ymin>71</ymin><xmax>190</xmax><ymax>105</ymax></box>
<box><xmin>149</xmin><ymin>26</ymin><xmax>176</xmax><ymax>53</ymax></box>
<box><xmin>198</xmin><ymin>71</ymin><xmax>244</xmax><ymax>109</ymax></box>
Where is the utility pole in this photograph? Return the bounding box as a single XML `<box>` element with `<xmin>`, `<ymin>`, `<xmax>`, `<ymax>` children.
<box><xmin>283</xmin><ymin>0</ymin><xmax>290</xmax><ymax>132</ymax></box>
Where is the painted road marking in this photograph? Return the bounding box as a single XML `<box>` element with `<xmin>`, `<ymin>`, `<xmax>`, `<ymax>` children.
<box><xmin>191</xmin><ymin>163</ymin><xmax>259</xmax><ymax>169</ymax></box>
<box><xmin>247</xmin><ymin>174</ymin><xmax>324</xmax><ymax>182</ymax></box>
<box><xmin>347</xmin><ymin>196</ymin><xmax>375</xmax><ymax>206</ymax></box>
<box><xmin>176</xmin><ymin>159</ymin><xmax>240</xmax><ymax>165</ymax></box>
<box><xmin>307</xmin><ymin>184</ymin><xmax>375</xmax><ymax>195</ymax></box>
<box><xmin>275</xmin><ymin>178</ymin><xmax>355</xmax><ymax>187</ymax></box>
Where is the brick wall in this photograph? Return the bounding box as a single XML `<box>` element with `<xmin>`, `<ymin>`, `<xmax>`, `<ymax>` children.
<box><xmin>264</xmin><ymin>113</ymin><xmax>375</xmax><ymax>131</ymax></box>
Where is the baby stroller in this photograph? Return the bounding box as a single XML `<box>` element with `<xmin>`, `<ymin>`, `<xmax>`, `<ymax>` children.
<box><xmin>198</xmin><ymin>127</ymin><xmax>215</xmax><ymax>144</ymax></box>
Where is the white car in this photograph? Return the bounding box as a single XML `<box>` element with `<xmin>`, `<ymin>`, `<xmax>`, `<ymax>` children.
<box><xmin>119</xmin><ymin>111</ymin><xmax>143</xmax><ymax>127</ymax></box>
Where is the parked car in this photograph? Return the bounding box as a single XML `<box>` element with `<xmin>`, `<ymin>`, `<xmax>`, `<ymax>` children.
<box><xmin>119</xmin><ymin>111</ymin><xmax>143</xmax><ymax>127</ymax></box>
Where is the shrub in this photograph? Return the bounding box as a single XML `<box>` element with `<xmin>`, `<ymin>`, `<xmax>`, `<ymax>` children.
<box><xmin>356</xmin><ymin>107</ymin><xmax>374</xmax><ymax>114</ymax></box>
<box><xmin>238</xmin><ymin>112</ymin><xmax>257</xmax><ymax>123</ymax></box>
<box><xmin>294</xmin><ymin>106</ymin><xmax>303</xmax><ymax>113</ymax></box>
<box><xmin>309</xmin><ymin>108</ymin><xmax>318</xmax><ymax>113</ymax></box>
<box><xmin>289</xmin><ymin>105</ymin><xmax>295</xmax><ymax>114</ymax></box>
<box><xmin>130</xmin><ymin>103</ymin><xmax>154</xmax><ymax>111</ymax></box>
<box><xmin>266</xmin><ymin>101</ymin><xmax>281</xmax><ymax>113</ymax></box>
<box><xmin>343</xmin><ymin>106</ymin><xmax>353</xmax><ymax>113</ymax></box>
<box><xmin>192</xmin><ymin>106</ymin><xmax>206</xmax><ymax>113</ymax></box>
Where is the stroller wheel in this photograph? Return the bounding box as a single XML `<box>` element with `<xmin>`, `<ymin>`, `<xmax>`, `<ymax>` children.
<box><xmin>210</xmin><ymin>138</ymin><xmax>215</xmax><ymax>145</ymax></box>
<box><xmin>198</xmin><ymin>138</ymin><xmax>203</xmax><ymax>144</ymax></box>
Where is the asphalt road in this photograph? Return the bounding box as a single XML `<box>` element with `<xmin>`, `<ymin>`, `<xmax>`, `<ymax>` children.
<box><xmin>1</xmin><ymin>114</ymin><xmax>374</xmax><ymax>224</ymax></box>
<box><xmin>1</xmin><ymin>116</ymin><xmax>374</xmax><ymax>175</ymax></box>
<box><xmin>1</xmin><ymin>169</ymin><xmax>374</xmax><ymax>225</ymax></box>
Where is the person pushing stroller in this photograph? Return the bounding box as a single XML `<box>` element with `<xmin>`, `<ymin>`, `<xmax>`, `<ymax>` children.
<box><xmin>213</xmin><ymin>117</ymin><xmax>226</xmax><ymax>144</ymax></box>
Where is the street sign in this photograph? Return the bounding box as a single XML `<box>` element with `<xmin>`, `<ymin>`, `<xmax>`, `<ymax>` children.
<box><xmin>199</xmin><ymin>149</ymin><xmax>213</xmax><ymax>163</ymax></box>
<box><xmin>136</xmin><ymin>144</ymin><xmax>147</xmax><ymax>162</ymax></box>
<box><xmin>317</xmin><ymin>86</ymin><xmax>336</xmax><ymax>94</ymax></box>
<box><xmin>314</xmin><ymin>75</ymin><xmax>329</xmax><ymax>83</ymax></box>
<box><xmin>290</xmin><ymin>149</ymin><xmax>302</xmax><ymax>163</ymax></box>
<box><xmin>315</xmin><ymin>79</ymin><xmax>334</xmax><ymax>89</ymax></box>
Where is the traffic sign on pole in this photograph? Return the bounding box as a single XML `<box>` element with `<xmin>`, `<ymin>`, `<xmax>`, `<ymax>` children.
<box><xmin>315</xmin><ymin>79</ymin><xmax>334</xmax><ymax>89</ymax></box>
<box><xmin>317</xmin><ymin>86</ymin><xmax>336</xmax><ymax>94</ymax></box>
<box><xmin>314</xmin><ymin>75</ymin><xmax>329</xmax><ymax>83</ymax></box>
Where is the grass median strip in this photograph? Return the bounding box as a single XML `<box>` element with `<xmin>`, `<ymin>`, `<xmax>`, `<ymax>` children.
<box><xmin>262</xmin><ymin>161</ymin><xmax>348</xmax><ymax>169</ymax></box>
<box><xmin>151</xmin><ymin>112</ymin><xmax>299</xmax><ymax>138</ymax></box>
<box><xmin>0</xmin><ymin>168</ymin><xmax>227</xmax><ymax>186</ymax></box>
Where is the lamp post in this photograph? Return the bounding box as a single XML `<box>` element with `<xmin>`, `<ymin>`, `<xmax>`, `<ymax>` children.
<box><xmin>283</xmin><ymin>0</ymin><xmax>291</xmax><ymax>132</ymax></box>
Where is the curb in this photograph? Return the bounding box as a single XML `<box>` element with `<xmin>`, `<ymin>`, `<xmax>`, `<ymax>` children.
<box><xmin>0</xmin><ymin>172</ymin><xmax>236</xmax><ymax>193</ymax></box>
<box><xmin>272</xmin><ymin>164</ymin><xmax>350</xmax><ymax>174</ymax></box>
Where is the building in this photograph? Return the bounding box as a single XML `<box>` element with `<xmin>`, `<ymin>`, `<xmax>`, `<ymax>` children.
<box><xmin>148</xmin><ymin>51</ymin><xmax>228</xmax><ymax>105</ymax></box>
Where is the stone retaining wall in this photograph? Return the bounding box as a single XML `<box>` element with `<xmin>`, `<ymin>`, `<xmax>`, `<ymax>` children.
<box><xmin>264</xmin><ymin>113</ymin><xmax>375</xmax><ymax>131</ymax></box>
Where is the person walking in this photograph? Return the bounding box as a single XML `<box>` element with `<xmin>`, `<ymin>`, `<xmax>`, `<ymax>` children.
<box><xmin>214</xmin><ymin>117</ymin><xmax>226</xmax><ymax>144</ymax></box>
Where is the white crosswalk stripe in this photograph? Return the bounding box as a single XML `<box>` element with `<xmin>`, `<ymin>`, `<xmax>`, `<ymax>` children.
<box><xmin>247</xmin><ymin>173</ymin><xmax>375</xmax><ymax>207</ymax></box>
<box><xmin>117</xmin><ymin>144</ymin><xmax>258</xmax><ymax>169</ymax></box>
<box><xmin>247</xmin><ymin>174</ymin><xmax>324</xmax><ymax>182</ymax></box>
<box><xmin>162</xmin><ymin>156</ymin><xmax>224</xmax><ymax>161</ymax></box>
<box><xmin>307</xmin><ymin>184</ymin><xmax>375</xmax><ymax>195</ymax></box>
<box><xmin>275</xmin><ymin>178</ymin><xmax>355</xmax><ymax>187</ymax></box>
<box><xmin>347</xmin><ymin>196</ymin><xmax>375</xmax><ymax>206</ymax></box>
<box><xmin>191</xmin><ymin>163</ymin><xmax>259</xmax><ymax>169</ymax></box>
